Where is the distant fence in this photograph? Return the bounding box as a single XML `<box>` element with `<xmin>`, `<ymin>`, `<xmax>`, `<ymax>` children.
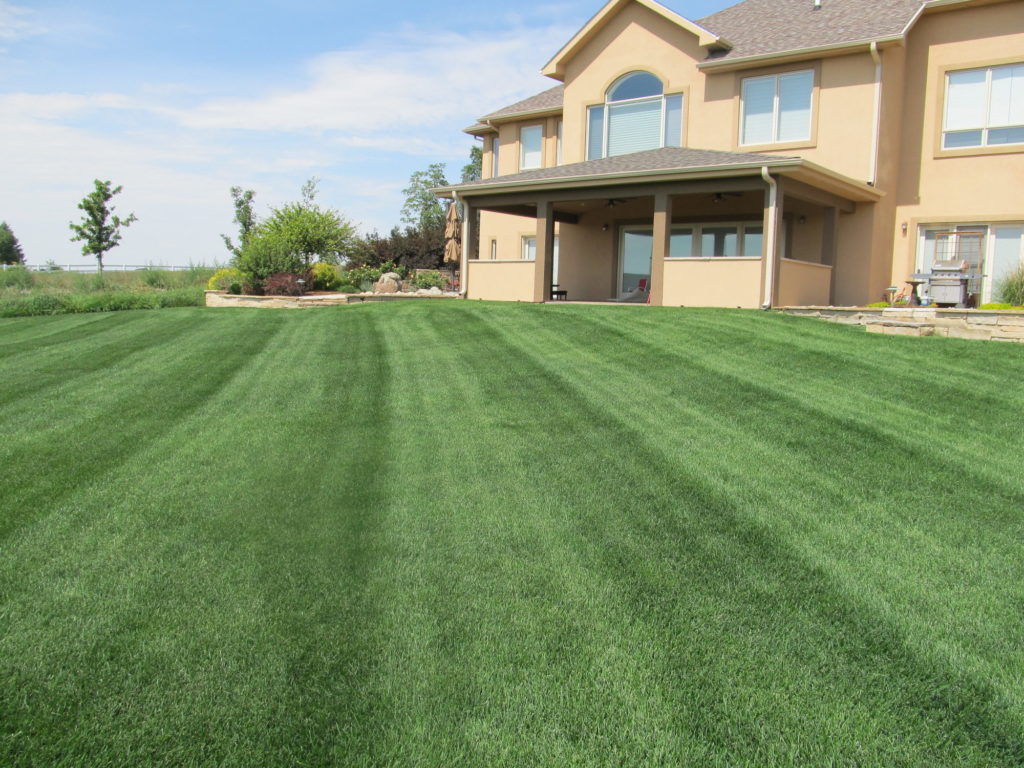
<box><xmin>3</xmin><ymin>264</ymin><xmax>205</xmax><ymax>273</ymax></box>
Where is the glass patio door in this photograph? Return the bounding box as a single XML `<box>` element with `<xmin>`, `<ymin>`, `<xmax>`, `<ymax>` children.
<box><xmin>619</xmin><ymin>227</ymin><xmax>652</xmax><ymax>296</ymax></box>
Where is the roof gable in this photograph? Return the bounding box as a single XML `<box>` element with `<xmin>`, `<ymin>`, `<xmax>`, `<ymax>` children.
<box><xmin>542</xmin><ymin>0</ymin><xmax>729</xmax><ymax>80</ymax></box>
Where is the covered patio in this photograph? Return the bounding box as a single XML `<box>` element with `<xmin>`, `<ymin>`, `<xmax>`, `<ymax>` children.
<box><xmin>438</xmin><ymin>148</ymin><xmax>881</xmax><ymax>308</ymax></box>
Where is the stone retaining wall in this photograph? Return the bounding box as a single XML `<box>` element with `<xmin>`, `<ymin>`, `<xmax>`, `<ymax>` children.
<box><xmin>205</xmin><ymin>291</ymin><xmax>459</xmax><ymax>309</ymax></box>
<box><xmin>782</xmin><ymin>307</ymin><xmax>1024</xmax><ymax>343</ymax></box>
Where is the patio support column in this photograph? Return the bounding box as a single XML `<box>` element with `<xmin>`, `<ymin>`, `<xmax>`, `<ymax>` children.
<box><xmin>650</xmin><ymin>192</ymin><xmax>671</xmax><ymax>307</ymax></box>
<box><xmin>533</xmin><ymin>201</ymin><xmax>555</xmax><ymax>303</ymax></box>
<box><xmin>822</xmin><ymin>206</ymin><xmax>838</xmax><ymax>304</ymax></box>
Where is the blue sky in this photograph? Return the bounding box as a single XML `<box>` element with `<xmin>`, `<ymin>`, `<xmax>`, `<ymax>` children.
<box><xmin>0</xmin><ymin>0</ymin><xmax>735</xmax><ymax>266</ymax></box>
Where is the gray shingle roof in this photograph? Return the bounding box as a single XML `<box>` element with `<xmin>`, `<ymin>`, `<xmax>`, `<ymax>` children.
<box><xmin>481</xmin><ymin>85</ymin><xmax>565</xmax><ymax>121</ymax></box>
<box><xmin>444</xmin><ymin>146</ymin><xmax>797</xmax><ymax>191</ymax></box>
<box><xmin>696</xmin><ymin>0</ymin><xmax>925</xmax><ymax>63</ymax></box>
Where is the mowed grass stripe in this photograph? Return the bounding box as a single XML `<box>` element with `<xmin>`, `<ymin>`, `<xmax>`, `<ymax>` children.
<box><xmin>0</xmin><ymin>302</ymin><xmax>1022</xmax><ymax>766</ymax></box>
<box><xmin>0</xmin><ymin>309</ymin><xmax>398</xmax><ymax>765</ymax></box>
<box><xmin>0</xmin><ymin>309</ymin><xmax>283</xmax><ymax>538</ymax></box>
<box><xmin>442</xmin><ymin>303</ymin><xmax>1023</xmax><ymax>765</ymax></box>
<box><xmin>478</xmin><ymin>304</ymin><xmax>1024</xmax><ymax>714</ymax></box>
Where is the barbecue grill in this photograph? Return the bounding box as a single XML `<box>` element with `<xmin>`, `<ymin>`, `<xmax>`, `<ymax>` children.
<box><xmin>911</xmin><ymin>260</ymin><xmax>979</xmax><ymax>307</ymax></box>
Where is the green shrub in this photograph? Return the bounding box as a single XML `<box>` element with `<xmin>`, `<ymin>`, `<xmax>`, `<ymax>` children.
<box><xmin>311</xmin><ymin>262</ymin><xmax>341</xmax><ymax>291</ymax></box>
<box><xmin>865</xmin><ymin>301</ymin><xmax>890</xmax><ymax>308</ymax></box>
<box><xmin>236</xmin><ymin>233</ymin><xmax>304</xmax><ymax>294</ymax></box>
<box><xmin>207</xmin><ymin>267</ymin><xmax>245</xmax><ymax>291</ymax></box>
<box><xmin>996</xmin><ymin>264</ymin><xmax>1024</xmax><ymax>306</ymax></box>
<box><xmin>413</xmin><ymin>270</ymin><xmax>447</xmax><ymax>290</ymax></box>
<box><xmin>979</xmin><ymin>302</ymin><xmax>1024</xmax><ymax>310</ymax></box>
<box><xmin>0</xmin><ymin>266</ymin><xmax>34</xmax><ymax>290</ymax></box>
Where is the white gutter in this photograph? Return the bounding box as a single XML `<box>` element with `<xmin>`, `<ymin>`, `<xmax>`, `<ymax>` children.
<box><xmin>453</xmin><ymin>189</ymin><xmax>469</xmax><ymax>298</ymax></box>
<box><xmin>868</xmin><ymin>41</ymin><xmax>883</xmax><ymax>186</ymax></box>
<box><xmin>761</xmin><ymin>166</ymin><xmax>779</xmax><ymax>310</ymax></box>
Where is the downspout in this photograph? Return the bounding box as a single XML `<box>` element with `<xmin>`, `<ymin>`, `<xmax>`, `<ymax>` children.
<box><xmin>868</xmin><ymin>41</ymin><xmax>883</xmax><ymax>186</ymax></box>
<box><xmin>453</xmin><ymin>189</ymin><xmax>469</xmax><ymax>298</ymax></box>
<box><xmin>761</xmin><ymin>166</ymin><xmax>779</xmax><ymax>310</ymax></box>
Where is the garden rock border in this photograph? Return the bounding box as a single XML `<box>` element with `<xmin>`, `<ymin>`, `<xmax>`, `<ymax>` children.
<box><xmin>783</xmin><ymin>306</ymin><xmax>1024</xmax><ymax>343</ymax></box>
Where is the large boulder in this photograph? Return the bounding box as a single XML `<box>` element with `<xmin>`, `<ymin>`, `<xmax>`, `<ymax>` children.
<box><xmin>374</xmin><ymin>272</ymin><xmax>402</xmax><ymax>294</ymax></box>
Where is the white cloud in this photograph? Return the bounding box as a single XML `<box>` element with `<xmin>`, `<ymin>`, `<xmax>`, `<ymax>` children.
<box><xmin>0</xmin><ymin>1</ymin><xmax>43</xmax><ymax>42</ymax></box>
<box><xmin>0</xmin><ymin>20</ymin><xmax>576</xmax><ymax>265</ymax></box>
<box><xmin>171</xmin><ymin>26</ymin><xmax>570</xmax><ymax>135</ymax></box>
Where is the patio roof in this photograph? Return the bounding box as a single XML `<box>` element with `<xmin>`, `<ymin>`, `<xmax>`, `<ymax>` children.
<box><xmin>434</xmin><ymin>146</ymin><xmax>883</xmax><ymax>204</ymax></box>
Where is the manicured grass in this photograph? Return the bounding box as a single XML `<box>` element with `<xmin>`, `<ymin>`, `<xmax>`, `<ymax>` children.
<box><xmin>1</xmin><ymin>302</ymin><xmax>1022</xmax><ymax>766</ymax></box>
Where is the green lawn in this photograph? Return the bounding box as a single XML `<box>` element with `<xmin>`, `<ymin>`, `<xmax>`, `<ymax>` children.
<box><xmin>1</xmin><ymin>302</ymin><xmax>1023</xmax><ymax>767</ymax></box>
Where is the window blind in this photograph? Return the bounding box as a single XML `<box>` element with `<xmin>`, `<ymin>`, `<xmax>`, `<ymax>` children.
<box><xmin>777</xmin><ymin>71</ymin><xmax>813</xmax><ymax>142</ymax></box>
<box><xmin>741</xmin><ymin>77</ymin><xmax>774</xmax><ymax>144</ymax></box>
<box><xmin>607</xmin><ymin>99</ymin><xmax>662</xmax><ymax>157</ymax></box>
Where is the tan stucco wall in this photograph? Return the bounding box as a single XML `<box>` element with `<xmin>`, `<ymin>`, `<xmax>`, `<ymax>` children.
<box><xmin>777</xmin><ymin>259</ymin><xmax>833</xmax><ymax>307</ymax></box>
<box><xmin>661</xmin><ymin>258</ymin><xmax>762</xmax><ymax>308</ymax></box>
<box><xmin>890</xmin><ymin>2</ymin><xmax>1024</xmax><ymax>285</ymax></box>
<box><xmin>466</xmin><ymin>260</ymin><xmax>536</xmax><ymax>301</ymax></box>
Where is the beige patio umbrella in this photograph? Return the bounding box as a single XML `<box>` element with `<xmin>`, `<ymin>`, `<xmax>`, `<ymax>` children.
<box><xmin>443</xmin><ymin>202</ymin><xmax>461</xmax><ymax>263</ymax></box>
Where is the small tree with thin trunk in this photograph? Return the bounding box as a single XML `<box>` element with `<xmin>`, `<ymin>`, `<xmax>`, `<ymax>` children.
<box><xmin>0</xmin><ymin>222</ymin><xmax>26</xmax><ymax>265</ymax></box>
<box><xmin>68</xmin><ymin>180</ymin><xmax>137</xmax><ymax>272</ymax></box>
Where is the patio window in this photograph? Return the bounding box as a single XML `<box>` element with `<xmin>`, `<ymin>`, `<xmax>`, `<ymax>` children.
<box><xmin>587</xmin><ymin>71</ymin><xmax>685</xmax><ymax>160</ymax></box>
<box><xmin>740</xmin><ymin>70</ymin><xmax>813</xmax><ymax>145</ymax></box>
<box><xmin>943</xmin><ymin>63</ymin><xmax>1024</xmax><ymax>149</ymax></box>
<box><xmin>666</xmin><ymin>222</ymin><xmax>765</xmax><ymax>257</ymax></box>
<box><xmin>520</xmin><ymin>125</ymin><xmax>543</xmax><ymax>170</ymax></box>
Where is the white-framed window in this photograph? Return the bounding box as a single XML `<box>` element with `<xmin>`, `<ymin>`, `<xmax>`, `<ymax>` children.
<box><xmin>740</xmin><ymin>70</ymin><xmax>814</xmax><ymax>145</ymax></box>
<box><xmin>918</xmin><ymin>223</ymin><xmax>1024</xmax><ymax>303</ymax></box>
<box><xmin>490</xmin><ymin>239</ymin><xmax>497</xmax><ymax>260</ymax></box>
<box><xmin>556</xmin><ymin>121</ymin><xmax>564</xmax><ymax>165</ymax></box>
<box><xmin>943</xmin><ymin>63</ymin><xmax>1024</xmax><ymax>149</ymax></box>
<box><xmin>586</xmin><ymin>71</ymin><xmax>684</xmax><ymax>160</ymax></box>
<box><xmin>491</xmin><ymin>136</ymin><xmax>500</xmax><ymax>178</ymax></box>
<box><xmin>520</xmin><ymin>125</ymin><xmax>543</xmax><ymax>170</ymax></box>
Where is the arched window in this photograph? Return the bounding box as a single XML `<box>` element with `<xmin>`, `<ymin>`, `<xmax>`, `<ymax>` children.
<box><xmin>587</xmin><ymin>71</ymin><xmax>684</xmax><ymax>160</ymax></box>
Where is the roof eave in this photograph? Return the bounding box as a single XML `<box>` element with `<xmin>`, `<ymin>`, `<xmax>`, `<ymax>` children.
<box><xmin>698</xmin><ymin>35</ymin><xmax>906</xmax><ymax>72</ymax></box>
<box><xmin>433</xmin><ymin>158</ymin><xmax>883</xmax><ymax>203</ymax></box>
<box><xmin>479</xmin><ymin>105</ymin><xmax>564</xmax><ymax>124</ymax></box>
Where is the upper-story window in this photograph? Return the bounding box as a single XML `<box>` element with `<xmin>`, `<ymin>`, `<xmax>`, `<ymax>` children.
<box><xmin>943</xmin><ymin>63</ymin><xmax>1024</xmax><ymax>150</ymax></box>
<box><xmin>491</xmin><ymin>136</ymin><xmax>501</xmax><ymax>178</ymax></box>
<box><xmin>586</xmin><ymin>71</ymin><xmax>684</xmax><ymax>160</ymax></box>
<box><xmin>740</xmin><ymin>70</ymin><xmax>813</xmax><ymax>146</ymax></box>
<box><xmin>520</xmin><ymin>125</ymin><xmax>544</xmax><ymax>170</ymax></box>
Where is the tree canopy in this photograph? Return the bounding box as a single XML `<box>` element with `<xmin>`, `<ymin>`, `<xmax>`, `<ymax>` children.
<box><xmin>400</xmin><ymin>163</ymin><xmax>450</xmax><ymax>231</ymax></box>
<box><xmin>0</xmin><ymin>222</ymin><xmax>25</xmax><ymax>265</ymax></box>
<box><xmin>68</xmin><ymin>180</ymin><xmax>137</xmax><ymax>271</ymax></box>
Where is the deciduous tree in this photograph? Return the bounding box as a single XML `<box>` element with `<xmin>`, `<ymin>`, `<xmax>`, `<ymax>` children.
<box><xmin>68</xmin><ymin>180</ymin><xmax>137</xmax><ymax>272</ymax></box>
<box><xmin>221</xmin><ymin>187</ymin><xmax>257</xmax><ymax>260</ymax></box>
<box><xmin>0</xmin><ymin>222</ymin><xmax>25</xmax><ymax>265</ymax></box>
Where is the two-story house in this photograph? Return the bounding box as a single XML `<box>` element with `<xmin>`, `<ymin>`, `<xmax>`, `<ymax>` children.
<box><xmin>435</xmin><ymin>0</ymin><xmax>1024</xmax><ymax>308</ymax></box>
